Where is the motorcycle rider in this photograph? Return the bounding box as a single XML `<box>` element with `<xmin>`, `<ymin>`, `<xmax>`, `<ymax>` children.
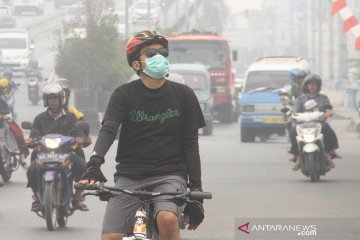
<box><xmin>2</xmin><ymin>70</ymin><xmax>18</xmax><ymax>119</ymax></box>
<box><xmin>54</xmin><ymin>78</ymin><xmax>85</xmax><ymax>120</ymax></box>
<box><xmin>26</xmin><ymin>60</ymin><xmax>43</xmax><ymax>81</ymax></box>
<box><xmin>282</xmin><ymin>68</ymin><xmax>309</xmax><ymax>151</ymax></box>
<box><xmin>290</xmin><ymin>74</ymin><xmax>340</xmax><ymax>171</ymax></box>
<box><xmin>54</xmin><ymin>78</ymin><xmax>91</xmax><ymax>160</ymax></box>
<box><xmin>288</xmin><ymin>67</ymin><xmax>309</xmax><ymax>102</ymax></box>
<box><xmin>79</xmin><ymin>30</ymin><xmax>206</xmax><ymax>240</ymax></box>
<box><xmin>0</xmin><ymin>78</ymin><xmax>29</xmax><ymax>164</ymax></box>
<box><xmin>26</xmin><ymin>82</ymin><xmax>89</xmax><ymax>212</ymax></box>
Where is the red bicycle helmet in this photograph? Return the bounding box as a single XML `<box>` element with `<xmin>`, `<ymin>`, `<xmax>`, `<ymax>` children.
<box><xmin>126</xmin><ymin>30</ymin><xmax>168</xmax><ymax>66</ymax></box>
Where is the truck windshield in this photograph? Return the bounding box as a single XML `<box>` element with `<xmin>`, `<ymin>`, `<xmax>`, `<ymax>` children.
<box><xmin>182</xmin><ymin>74</ymin><xmax>208</xmax><ymax>90</ymax></box>
<box><xmin>0</xmin><ymin>38</ymin><xmax>27</xmax><ymax>49</ymax></box>
<box><xmin>168</xmin><ymin>41</ymin><xmax>228</xmax><ymax>69</ymax></box>
<box><xmin>244</xmin><ymin>71</ymin><xmax>289</xmax><ymax>92</ymax></box>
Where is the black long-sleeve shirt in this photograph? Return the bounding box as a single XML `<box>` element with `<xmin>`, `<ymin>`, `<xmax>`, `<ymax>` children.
<box><xmin>93</xmin><ymin>79</ymin><xmax>205</xmax><ymax>187</ymax></box>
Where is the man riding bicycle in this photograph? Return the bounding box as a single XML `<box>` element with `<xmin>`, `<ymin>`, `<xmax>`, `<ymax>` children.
<box><xmin>80</xmin><ymin>30</ymin><xmax>206</xmax><ymax>240</ymax></box>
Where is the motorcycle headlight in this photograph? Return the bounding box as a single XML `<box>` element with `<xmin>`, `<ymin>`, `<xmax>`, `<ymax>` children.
<box><xmin>45</xmin><ymin>138</ymin><xmax>61</xmax><ymax>149</ymax></box>
<box><xmin>303</xmin><ymin>133</ymin><xmax>315</xmax><ymax>143</ymax></box>
<box><xmin>299</xmin><ymin>127</ymin><xmax>317</xmax><ymax>143</ymax></box>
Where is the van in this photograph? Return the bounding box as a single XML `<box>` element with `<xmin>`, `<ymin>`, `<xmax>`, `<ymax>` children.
<box><xmin>239</xmin><ymin>56</ymin><xmax>309</xmax><ymax>142</ymax></box>
<box><xmin>13</xmin><ymin>0</ymin><xmax>44</xmax><ymax>15</ymax></box>
<box><xmin>0</xmin><ymin>29</ymin><xmax>34</xmax><ymax>73</ymax></box>
<box><xmin>170</xmin><ymin>63</ymin><xmax>214</xmax><ymax>135</ymax></box>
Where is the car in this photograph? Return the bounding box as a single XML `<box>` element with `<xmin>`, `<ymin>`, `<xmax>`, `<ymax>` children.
<box><xmin>62</xmin><ymin>4</ymin><xmax>86</xmax><ymax>32</ymax></box>
<box><xmin>54</xmin><ymin>0</ymin><xmax>77</xmax><ymax>9</ymax></box>
<box><xmin>170</xmin><ymin>63</ymin><xmax>214</xmax><ymax>135</ymax></box>
<box><xmin>130</xmin><ymin>0</ymin><xmax>159</xmax><ymax>25</ymax></box>
<box><xmin>0</xmin><ymin>5</ymin><xmax>16</xmax><ymax>28</ymax></box>
<box><xmin>0</xmin><ymin>29</ymin><xmax>35</xmax><ymax>73</ymax></box>
<box><xmin>1</xmin><ymin>0</ymin><xmax>13</xmax><ymax>6</ymax></box>
<box><xmin>13</xmin><ymin>0</ymin><xmax>44</xmax><ymax>15</ymax></box>
<box><xmin>63</xmin><ymin>27</ymin><xmax>86</xmax><ymax>51</ymax></box>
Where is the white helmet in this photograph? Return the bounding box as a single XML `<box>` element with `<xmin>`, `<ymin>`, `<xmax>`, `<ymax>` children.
<box><xmin>42</xmin><ymin>82</ymin><xmax>65</xmax><ymax>107</ymax></box>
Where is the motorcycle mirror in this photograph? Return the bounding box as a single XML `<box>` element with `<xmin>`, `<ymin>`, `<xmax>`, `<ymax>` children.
<box><xmin>71</xmin><ymin>121</ymin><xmax>90</xmax><ymax>136</ymax></box>
<box><xmin>21</xmin><ymin>121</ymin><xmax>33</xmax><ymax>130</ymax></box>
<box><xmin>280</xmin><ymin>107</ymin><xmax>290</xmax><ymax>113</ymax></box>
<box><xmin>278</xmin><ymin>92</ymin><xmax>289</xmax><ymax>96</ymax></box>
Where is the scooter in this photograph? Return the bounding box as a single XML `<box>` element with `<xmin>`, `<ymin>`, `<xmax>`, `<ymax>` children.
<box><xmin>292</xmin><ymin>111</ymin><xmax>327</xmax><ymax>182</ymax></box>
<box><xmin>27</xmin><ymin>77</ymin><xmax>40</xmax><ymax>105</ymax></box>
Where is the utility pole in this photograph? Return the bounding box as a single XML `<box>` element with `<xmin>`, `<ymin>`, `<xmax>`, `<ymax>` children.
<box><xmin>125</xmin><ymin>0</ymin><xmax>129</xmax><ymax>39</ymax></box>
<box><xmin>318</xmin><ymin>0</ymin><xmax>323</xmax><ymax>76</ymax></box>
<box><xmin>302</xmin><ymin>0</ymin><xmax>308</xmax><ymax>60</ymax></box>
<box><xmin>175</xmin><ymin>0</ymin><xmax>179</xmax><ymax>31</ymax></box>
<box><xmin>184</xmin><ymin>0</ymin><xmax>189</xmax><ymax>32</ymax></box>
<box><xmin>338</xmin><ymin>17</ymin><xmax>349</xmax><ymax>84</ymax></box>
<box><xmin>147</xmin><ymin>0</ymin><xmax>151</xmax><ymax>28</ymax></box>
<box><xmin>329</xmin><ymin>1</ymin><xmax>335</xmax><ymax>81</ymax></box>
<box><xmin>311</xmin><ymin>0</ymin><xmax>317</xmax><ymax>72</ymax></box>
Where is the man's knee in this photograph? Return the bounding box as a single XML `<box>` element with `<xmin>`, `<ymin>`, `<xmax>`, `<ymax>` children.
<box><xmin>156</xmin><ymin>211</ymin><xmax>179</xmax><ymax>231</ymax></box>
<box><xmin>101</xmin><ymin>233</ymin><xmax>125</xmax><ymax>240</ymax></box>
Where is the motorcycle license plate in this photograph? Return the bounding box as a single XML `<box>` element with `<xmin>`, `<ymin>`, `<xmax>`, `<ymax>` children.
<box><xmin>263</xmin><ymin>117</ymin><xmax>285</xmax><ymax>124</ymax></box>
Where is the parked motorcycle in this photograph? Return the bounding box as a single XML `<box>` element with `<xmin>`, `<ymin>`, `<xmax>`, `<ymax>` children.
<box><xmin>21</xmin><ymin>121</ymin><xmax>89</xmax><ymax>231</ymax></box>
<box><xmin>27</xmin><ymin>77</ymin><xmax>40</xmax><ymax>105</ymax></box>
<box><xmin>292</xmin><ymin>111</ymin><xmax>327</xmax><ymax>182</ymax></box>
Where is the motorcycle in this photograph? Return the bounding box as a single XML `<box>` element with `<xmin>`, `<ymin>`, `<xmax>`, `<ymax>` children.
<box><xmin>25</xmin><ymin>63</ymin><xmax>44</xmax><ymax>82</ymax></box>
<box><xmin>292</xmin><ymin>111</ymin><xmax>327</xmax><ymax>182</ymax></box>
<box><xmin>27</xmin><ymin>77</ymin><xmax>40</xmax><ymax>105</ymax></box>
<box><xmin>0</xmin><ymin>120</ymin><xmax>28</xmax><ymax>182</ymax></box>
<box><xmin>21</xmin><ymin>121</ymin><xmax>89</xmax><ymax>231</ymax></box>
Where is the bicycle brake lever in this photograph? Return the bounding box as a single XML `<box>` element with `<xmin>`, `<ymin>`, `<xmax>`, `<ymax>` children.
<box><xmin>83</xmin><ymin>192</ymin><xmax>99</xmax><ymax>197</ymax></box>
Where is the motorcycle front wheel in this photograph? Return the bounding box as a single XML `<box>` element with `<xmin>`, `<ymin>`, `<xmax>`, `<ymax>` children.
<box><xmin>45</xmin><ymin>181</ymin><xmax>58</xmax><ymax>231</ymax></box>
<box><xmin>306</xmin><ymin>153</ymin><xmax>320</xmax><ymax>182</ymax></box>
<box><xmin>57</xmin><ymin>206</ymin><xmax>68</xmax><ymax>227</ymax></box>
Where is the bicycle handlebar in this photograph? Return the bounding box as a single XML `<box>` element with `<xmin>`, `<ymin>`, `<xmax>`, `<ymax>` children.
<box><xmin>187</xmin><ymin>191</ymin><xmax>212</xmax><ymax>200</ymax></box>
<box><xmin>74</xmin><ymin>183</ymin><xmax>212</xmax><ymax>200</ymax></box>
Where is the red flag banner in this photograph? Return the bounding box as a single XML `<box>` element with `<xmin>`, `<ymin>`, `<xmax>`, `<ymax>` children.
<box><xmin>332</xmin><ymin>0</ymin><xmax>360</xmax><ymax>50</ymax></box>
<box><xmin>343</xmin><ymin>16</ymin><xmax>359</xmax><ymax>33</ymax></box>
<box><xmin>332</xmin><ymin>0</ymin><xmax>347</xmax><ymax>15</ymax></box>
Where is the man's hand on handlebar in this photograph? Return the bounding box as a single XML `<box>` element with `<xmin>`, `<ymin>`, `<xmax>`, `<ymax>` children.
<box><xmin>79</xmin><ymin>155</ymin><xmax>107</xmax><ymax>185</ymax></box>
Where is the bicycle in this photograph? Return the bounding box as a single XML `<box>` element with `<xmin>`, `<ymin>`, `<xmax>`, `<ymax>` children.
<box><xmin>74</xmin><ymin>183</ymin><xmax>212</xmax><ymax>240</ymax></box>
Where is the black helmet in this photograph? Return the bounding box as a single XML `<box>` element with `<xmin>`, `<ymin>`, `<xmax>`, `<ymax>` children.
<box><xmin>303</xmin><ymin>74</ymin><xmax>322</xmax><ymax>93</ymax></box>
<box><xmin>2</xmin><ymin>69</ymin><xmax>13</xmax><ymax>79</ymax></box>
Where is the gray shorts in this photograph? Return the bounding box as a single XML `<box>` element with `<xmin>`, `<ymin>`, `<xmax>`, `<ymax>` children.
<box><xmin>102</xmin><ymin>174</ymin><xmax>187</xmax><ymax>235</ymax></box>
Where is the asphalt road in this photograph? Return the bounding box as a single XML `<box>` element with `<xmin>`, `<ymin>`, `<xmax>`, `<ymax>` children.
<box><xmin>0</xmin><ymin>98</ymin><xmax>359</xmax><ymax>240</ymax></box>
